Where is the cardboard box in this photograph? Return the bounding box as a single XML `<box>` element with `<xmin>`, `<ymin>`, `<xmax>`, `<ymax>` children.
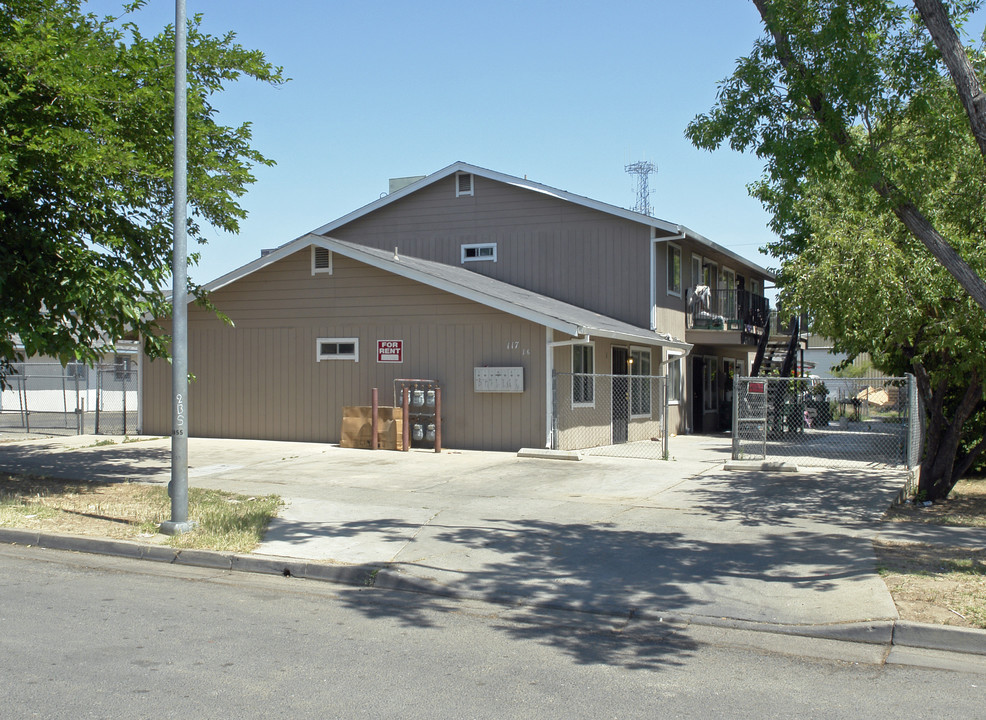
<box><xmin>340</xmin><ymin>406</ymin><xmax>403</xmax><ymax>450</ymax></box>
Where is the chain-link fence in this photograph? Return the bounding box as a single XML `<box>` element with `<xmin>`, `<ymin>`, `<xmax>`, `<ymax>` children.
<box><xmin>552</xmin><ymin>371</ymin><xmax>668</xmax><ymax>459</ymax></box>
<box><xmin>732</xmin><ymin>375</ymin><xmax>921</xmax><ymax>471</ymax></box>
<box><xmin>0</xmin><ymin>360</ymin><xmax>139</xmax><ymax>437</ymax></box>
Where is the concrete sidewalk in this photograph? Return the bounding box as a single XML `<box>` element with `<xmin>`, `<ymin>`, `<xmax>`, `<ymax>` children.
<box><xmin>1</xmin><ymin>433</ymin><xmax>983</xmax><ymax>658</ymax></box>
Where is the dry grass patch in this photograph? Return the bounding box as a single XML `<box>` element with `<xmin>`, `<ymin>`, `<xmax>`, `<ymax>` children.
<box><xmin>0</xmin><ymin>472</ymin><xmax>282</xmax><ymax>553</ymax></box>
<box><xmin>875</xmin><ymin>541</ymin><xmax>986</xmax><ymax>629</ymax></box>
<box><xmin>885</xmin><ymin>476</ymin><xmax>986</xmax><ymax>527</ymax></box>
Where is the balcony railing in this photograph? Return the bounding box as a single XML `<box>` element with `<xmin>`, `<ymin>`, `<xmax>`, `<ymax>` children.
<box><xmin>686</xmin><ymin>287</ymin><xmax>769</xmax><ymax>332</ymax></box>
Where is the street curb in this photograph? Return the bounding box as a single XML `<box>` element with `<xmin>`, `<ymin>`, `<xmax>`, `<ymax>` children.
<box><xmin>894</xmin><ymin>620</ymin><xmax>986</xmax><ymax>656</ymax></box>
<box><xmin>665</xmin><ymin>614</ymin><xmax>896</xmax><ymax>646</ymax></box>
<box><xmin>3</xmin><ymin>528</ymin><xmax>985</xmax><ymax>658</ymax></box>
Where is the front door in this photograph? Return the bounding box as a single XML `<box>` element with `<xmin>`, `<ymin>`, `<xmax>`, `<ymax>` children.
<box><xmin>612</xmin><ymin>347</ymin><xmax>629</xmax><ymax>444</ymax></box>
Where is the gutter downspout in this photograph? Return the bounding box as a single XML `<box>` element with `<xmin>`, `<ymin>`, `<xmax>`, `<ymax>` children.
<box><xmin>545</xmin><ymin>328</ymin><xmax>552</xmax><ymax>448</ymax></box>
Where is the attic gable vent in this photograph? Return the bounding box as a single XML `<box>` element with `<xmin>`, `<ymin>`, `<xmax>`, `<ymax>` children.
<box><xmin>455</xmin><ymin>172</ymin><xmax>474</xmax><ymax>197</ymax></box>
<box><xmin>311</xmin><ymin>245</ymin><xmax>332</xmax><ymax>275</ymax></box>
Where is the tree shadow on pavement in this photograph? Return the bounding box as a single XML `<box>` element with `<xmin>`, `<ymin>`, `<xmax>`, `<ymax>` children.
<box><xmin>674</xmin><ymin>467</ymin><xmax>905</xmax><ymax>529</ymax></box>
<box><xmin>312</xmin><ymin>514</ymin><xmax>881</xmax><ymax>671</ymax></box>
<box><xmin>0</xmin><ymin>439</ymin><xmax>171</xmax><ymax>483</ymax></box>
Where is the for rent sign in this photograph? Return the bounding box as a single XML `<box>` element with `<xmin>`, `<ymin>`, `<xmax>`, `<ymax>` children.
<box><xmin>377</xmin><ymin>339</ymin><xmax>403</xmax><ymax>363</ymax></box>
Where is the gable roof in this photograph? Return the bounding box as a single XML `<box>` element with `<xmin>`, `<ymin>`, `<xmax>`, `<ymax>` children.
<box><xmin>204</xmin><ymin>235</ymin><xmax>691</xmax><ymax>352</ymax></box>
<box><xmin>309</xmin><ymin>161</ymin><xmax>775</xmax><ymax>280</ymax></box>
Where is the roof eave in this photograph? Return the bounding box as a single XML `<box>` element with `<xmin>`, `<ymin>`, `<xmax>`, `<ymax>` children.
<box><xmin>578</xmin><ymin>326</ymin><xmax>692</xmax><ymax>353</ymax></box>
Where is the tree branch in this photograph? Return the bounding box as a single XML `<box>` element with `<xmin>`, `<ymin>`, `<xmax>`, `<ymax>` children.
<box><xmin>913</xmin><ymin>0</ymin><xmax>986</xmax><ymax>163</ymax></box>
<box><xmin>752</xmin><ymin>0</ymin><xmax>986</xmax><ymax>313</ymax></box>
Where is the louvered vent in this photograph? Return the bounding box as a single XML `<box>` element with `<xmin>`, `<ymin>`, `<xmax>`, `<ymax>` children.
<box><xmin>312</xmin><ymin>246</ymin><xmax>332</xmax><ymax>274</ymax></box>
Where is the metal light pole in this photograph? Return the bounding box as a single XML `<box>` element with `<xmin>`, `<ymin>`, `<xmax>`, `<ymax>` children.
<box><xmin>161</xmin><ymin>0</ymin><xmax>195</xmax><ymax>535</ymax></box>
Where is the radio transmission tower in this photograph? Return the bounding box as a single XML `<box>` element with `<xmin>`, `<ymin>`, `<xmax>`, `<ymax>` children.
<box><xmin>625</xmin><ymin>160</ymin><xmax>657</xmax><ymax>216</ymax></box>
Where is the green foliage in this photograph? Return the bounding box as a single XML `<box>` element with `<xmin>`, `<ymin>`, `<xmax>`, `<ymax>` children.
<box><xmin>0</xmin><ymin>0</ymin><xmax>285</xmax><ymax>377</ymax></box>
<box><xmin>687</xmin><ymin>0</ymin><xmax>986</xmax><ymax>500</ymax></box>
<box><xmin>686</xmin><ymin>0</ymin><xmax>979</xmax><ymax>256</ymax></box>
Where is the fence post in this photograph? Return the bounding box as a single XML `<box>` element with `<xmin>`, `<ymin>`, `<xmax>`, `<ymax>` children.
<box><xmin>22</xmin><ymin>374</ymin><xmax>30</xmax><ymax>433</ymax></box>
<box><xmin>95</xmin><ymin>366</ymin><xmax>101</xmax><ymax>435</ymax></box>
<box><xmin>550</xmin><ymin>371</ymin><xmax>558</xmax><ymax>450</ymax></box>
<box><xmin>74</xmin><ymin>370</ymin><xmax>82</xmax><ymax>435</ymax></box>
<box><xmin>122</xmin><ymin>369</ymin><xmax>128</xmax><ymax>435</ymax></box>
<box><xmin>731</xmin><ymin>376</ymin><xmax>741</xmax><ymax>460</ymax></box>
<box><xmin>663</xmin><ymin>374</ymin><xmax>670</xmax><ymax>460</ymax></box>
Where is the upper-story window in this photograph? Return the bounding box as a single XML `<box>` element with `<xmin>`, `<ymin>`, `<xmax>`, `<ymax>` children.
<box><xmin>455</xmin><ymin>172</ymin><xmax>474</xmax><ymax>197</ymax></box>
<box><xmin>667</xmin><ymin>243</ymin><xmax>682</xmax><ymax>296</ymax></box>
<box><xmin>461</xmin><ymin>243</ymin><xmax>496</xmax><ymax>263</ymax></box>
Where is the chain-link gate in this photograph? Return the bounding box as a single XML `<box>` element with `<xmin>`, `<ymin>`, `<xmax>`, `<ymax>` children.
<box><xmin>0</xmin><ymin>360</ymin><xmax>139</xmax><ymax>437</ymax></box>
<box><xmin>552</xmin><ymin>372</ymin><xmax>668</xmax><ymax>459</ymax></box>
<box><xmin>732</xmin><ymin>375</ymin><xmax>922</xmax><ymax>470</ymax></box>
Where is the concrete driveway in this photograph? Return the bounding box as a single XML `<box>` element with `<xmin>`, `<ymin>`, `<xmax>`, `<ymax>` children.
<box><xmin>0</xmin><ymin>433</ymin><xmax>907</xmax><ymax>629</ymax></box>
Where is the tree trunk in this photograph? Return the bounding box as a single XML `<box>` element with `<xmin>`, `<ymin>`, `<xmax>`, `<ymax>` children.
<box><xmin>915</xmin><ymin>366</ymin><xmax>983</xmax><ymax>501</ymax></box>
<box><xmin>913</xmin><ymin>0</ymin><xmax>986</xmax><ymax>163</ymax></box>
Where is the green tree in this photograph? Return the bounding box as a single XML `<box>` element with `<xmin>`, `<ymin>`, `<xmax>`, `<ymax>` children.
<box><xmin>687</xmin><ymin>0</ymin><xmax>986</xmax><ymax>311</ymax></box>
<box><xmin>0</xmin><ymin>0</ymin><xmax>285</xmax><ymax>380</ymax></box>
<box><xmin>781</xmin><ymin>156</ymin><xmax>986</xmax><ymax>500</ymax></box>
<box><xmin>687</xmin><ymin>0</ymin><xmax>986</xmax><ymax>498</ymax></box>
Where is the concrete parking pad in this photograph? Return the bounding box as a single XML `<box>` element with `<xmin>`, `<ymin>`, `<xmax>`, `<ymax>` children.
<box><xmin>0</xmin><ymin>433</ymin><xmax>908</xmax><ymax>628</ymax></box>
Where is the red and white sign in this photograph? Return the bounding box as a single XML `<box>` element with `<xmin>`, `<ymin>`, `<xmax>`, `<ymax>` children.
<box><xmin>748</xmin><ymin>381</ymin><xmax>766</xmax><ymax>394</ymax></box>
<box><xmin>377</xmin><ymin>339</ymin><xmax>403</xmax><ymax>363</ymax></box>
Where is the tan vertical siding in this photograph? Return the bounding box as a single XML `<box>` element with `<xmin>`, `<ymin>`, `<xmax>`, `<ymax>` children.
<box><xmin>142</xmin><ymin>250</ymin><xmax>545</xmax><ymax>451</ymax></box>
<box><xmin>331</xmin><ymin>176</ymin><xmax>654</xmax><ymax>328</ymax></box>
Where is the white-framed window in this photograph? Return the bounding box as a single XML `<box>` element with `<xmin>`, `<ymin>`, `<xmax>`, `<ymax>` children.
<box><xmin>702</xmin><ymin>260</ymin><xmax>717</xmax><ymax>289</ymax></box>
<box><xmin>461</xmin><ymin>243</ymin><xmax>497</xmax><ymax>263</ymax></box>
<box><xmin>316</xmin><ymin>337</ymin><xmax>358</xmax><ymax>362</ymax></box>
<box><xmin>311</xmin><ymin>245</ymin><xmax>332</xmax><ymax>275</ymax></box>
<box><xmin>667</xmin><ymin>357</ymin><xmax>682</xmax><ymax>404</ymax></box>
<box><xmin>691</xmin><ymin>254</ymin><xmax>702</xmax><ymax>290</ymax></box>
<box><xmin>722</xmin><ymin>267</ymin><xmax>736</xmax><ymax>318</ymax></box>
<box><xmin>629</xmin><ymin>347</ymin><xmax>652</xmax><ymax>417</ymax></box>
<box><xmin>455</xmin><ymin>172</ymin><xmax>474</xmax><ymax>197</ymax></box>
<box><xmin>572</xmin><ymin>344</ymin><xmax>594</xmax><ymax>406</ymax></box>
<box><xmin>667</xmin><ymin>243</ymin><xmax>682</xmax><ymax>296</ymax></box>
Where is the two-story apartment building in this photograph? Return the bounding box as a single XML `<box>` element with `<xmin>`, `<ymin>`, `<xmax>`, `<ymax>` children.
<box><xmin>140</xmin><ymin>162</ymin><xmax>774</xmax><ymax>451</ymax></box>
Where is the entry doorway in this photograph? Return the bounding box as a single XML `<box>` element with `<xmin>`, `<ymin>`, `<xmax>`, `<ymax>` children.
<box><xmin>692</xmin><ymin>356</ymin><xmax>705</xmax><ymax>432</ymax></box>
<box><xmin>612</xmin><ymin>347</ymin><xmax>629</xmax><ymax>444</ymax></box>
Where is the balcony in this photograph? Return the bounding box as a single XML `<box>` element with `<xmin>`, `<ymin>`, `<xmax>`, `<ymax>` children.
<box><xmin>685</xmin><ymin>287</ymin><xmax>769</xmax><ymax>346</ymax></box>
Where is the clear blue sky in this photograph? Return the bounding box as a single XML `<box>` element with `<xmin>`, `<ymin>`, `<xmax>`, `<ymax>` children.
<box><xmin>82</xmin><ymin>2</ymin><xmax>801</xmax><ymax>287</ymax></box>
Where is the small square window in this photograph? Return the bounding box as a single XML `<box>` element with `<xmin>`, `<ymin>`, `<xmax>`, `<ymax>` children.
<box><xmin>461</xmin><ymin>243</ymin><xmax>497</xmax><ymax>263</ymax></box>
<box><xmin>317</xmin><ymin>338</ymin><xmax>359</xmax><ymax>362</ymax></box>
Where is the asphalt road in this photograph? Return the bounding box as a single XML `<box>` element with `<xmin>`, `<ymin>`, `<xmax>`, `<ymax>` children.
<box><xmin>1</xmin><ymin>546</ymin><xmax>983</xmax><ymax>719</ymax></box>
